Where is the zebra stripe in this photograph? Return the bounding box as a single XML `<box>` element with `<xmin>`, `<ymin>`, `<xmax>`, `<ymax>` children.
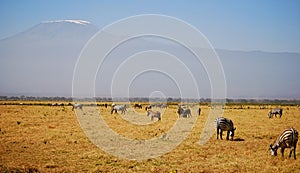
<box><xmin>216</xmin><ymin>117</ymin><xmax>236</xmax><ymax>140</ymax></box>
<box><xmin>270</xmin><ymin>128</ymin><xmax>298</xmax><ymax>159</ymax></box>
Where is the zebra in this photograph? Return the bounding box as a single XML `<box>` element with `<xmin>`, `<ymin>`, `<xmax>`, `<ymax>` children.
<box><xmin>270</xmin><ymin>128</ymin><xmax>298</xmax><ymax>159</ymax></box>
<box><xmin>147</xmin><ymin>110</ymin><xmax>161</xmax><ymax>121</ymax></box>
<box><xmin>216</xmin><ymin>117</ymin><xmax>236</xmax><ymax>140</ymax></box>
<box><xmin>268</xmin><ymin>108</ymin><xmax>283</xmax><ymax>118</ymax></box>
<box><xmin>111</xmin><ymin>104</ymin><xmax>127</xmax><ymax>114</ymax></box>
<box><xmin>177</xmin><ymin>107</ymin><xmax>192</xmax><ymax>118</ymax></box>
<box><xmin>72</xmin><ymin>103</ymin><xmax>83</xmax><ymax>111</ymax></box>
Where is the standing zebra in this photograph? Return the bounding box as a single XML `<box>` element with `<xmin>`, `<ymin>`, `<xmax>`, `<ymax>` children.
<box><xmin>111</xmin><ymin>104</ymin><xmax>127</xmax><ymax>114</ymax></box>
<box><xmin>216</xmin><ymin>117</ymin><xmax>236</xmax><ymax>140</ymax></box>
<box><xmin>270</xmin><ymin>127</ymin><xmax>298</xmax><ymax>159</ymax></box>
<box><xmin>147</xmin><ymin>110</ymin><xmax>161</xmax><ymax>121</ymax></box>
<box><xmin>177</xmin><ymin>107</ymin><xmax>192</xmax><ymax>118</ymax></box>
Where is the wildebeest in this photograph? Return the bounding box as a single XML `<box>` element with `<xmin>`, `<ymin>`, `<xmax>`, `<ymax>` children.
<box><xmin>72</xmin><ymin>103</ymin><xmax>83</xmax><ymax>111</ymax></box>
<box><xmin>270</xmin><ymin>127</ymin><xmax>298</xmax><ymax>159</ymax></box>
<box><xmin>268</xmin><ymin>108</ymin><xmax>283</xmax><ymax>118</ymax></box>
<box><xmin>133</xmin><ymin>103</ymin><xmax>142</xmax><ymax>109</ymax></box>
<box><xmin>145</xmin><ymin>105</ymin><xmax>152</xmax><ymax>111</ymax></box>
<box><xmin>216</xmin><ymin>117</ymin><xmax>236</xmax><ymax>140</ymax></box>
<box><xmin>147</xmin><ymin>110</ymin><xmax>161</xmax><ymax>121</ymax></box>
<box><xmin>177</xmin><ymin>107</ymin><xmax>192</xmax><ymax>118</ymax></box>
<box><xmin>111</xmin><ymin>104</ymin><xmax>127</xmax><ymax>114</ymax></box>
<box><xmin>198</xmin><ymin>107</ymin><xmax>201</xmax><ymax>115</ymax></box>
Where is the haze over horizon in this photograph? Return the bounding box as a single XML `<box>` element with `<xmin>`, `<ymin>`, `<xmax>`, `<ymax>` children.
<box><xmin>0</xmin><ymin>1</ymin><xmax>299</xmax><ymax>99</ymax></box>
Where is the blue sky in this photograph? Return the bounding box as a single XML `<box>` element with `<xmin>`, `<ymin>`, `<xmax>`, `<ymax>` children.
<box><xmin>1</xmin><ymin>0</ymin><xmax>300</xmax><ymax>53</ymax></box>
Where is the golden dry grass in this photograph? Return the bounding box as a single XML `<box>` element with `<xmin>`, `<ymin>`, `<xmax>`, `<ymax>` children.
<box><xmin>0</xmin><ymin>102</ymin><xmax>300</xmax><ymax>172</ymax></box>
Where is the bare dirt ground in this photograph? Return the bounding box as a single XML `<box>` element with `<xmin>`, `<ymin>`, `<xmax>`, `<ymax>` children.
<box><xmin>0</xmin><ymin>101</ymin><xmax>299</xmax><ymax>172</ymax></box>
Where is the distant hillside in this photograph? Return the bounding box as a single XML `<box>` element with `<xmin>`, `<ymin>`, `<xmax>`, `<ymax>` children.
<box><xmin>0</xmin><ymin>20</ymin><xmax>299</xmax><ymax>99</ymax></box>
<box><xmin>0</xmin><ymin>20</ymin><xmax>98</xmax><ymax>96</ymax></box>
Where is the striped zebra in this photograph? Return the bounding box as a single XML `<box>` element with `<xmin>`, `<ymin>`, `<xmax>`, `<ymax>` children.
<box><xmin>270</xmin><ymin>128</ymin><xmax>298</xmax><ymax>159</ymax></box>
<box><xmin>147</xmin><ymin>110</ymin><xmax>161</xmax><ymax>121</ymax></box>
<box><xmin>216</xmin><ymin>117</ymin><xmax>236</xmax><ymax>140</ymax></box>
<box><xmin>177</xmin><ymin>107</ymin><xmax>192</xmax><ymax>118</ymax></box>
<box><xmin>268</xmin><ymin>108</ymin><xmax>283</xmax><ymax>118</ymax></box>
<box><xmin>110</xmin><ymin>104</ymin><xmax>127</xmax><ymax>114</ymax></box>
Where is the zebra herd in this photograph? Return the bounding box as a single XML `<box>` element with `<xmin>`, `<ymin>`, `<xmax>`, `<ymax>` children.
<box><xmin>216</xmin><ymin>107</ymin><xmax>298</xmax><ymax>160</ymax></box>
<box><xmin>109</xmin><ymin>103</ymin><xmax>200</xmax><ymax>121</ymax></box>
<box><xmin>72</xmin><ymin>103</ymin><xmax>298</xmax><ymax>159</ymax></box>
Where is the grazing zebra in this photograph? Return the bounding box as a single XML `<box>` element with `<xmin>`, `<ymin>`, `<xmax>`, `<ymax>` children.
<box><xmin>72</xmin><ymin>103</ymin><xmax>83</xmax><ymax>111</ymax></box>
<box><xmin>134</xmin><ymin>103</ymin><xmax>142</xmax><ymax>109</ymax></box>
<box><xmin>177</xmin><ymin>107</ymin><xmax>192</xmax><ymax>118</ymax></box>
<box><xmin>147</xmin><ymin>110</ymin><xmax>161</xmax><ymax>121</ymax></box>
<box><xmin>268</xmin><ymin>108</ymin><xmax>283</xmax><ymax>118</ymax></box>
<box><xmin>270</xmin><ymin>128</ymin><xmax>298</xmax><ymax>159</ymax></box>
<box><xmin>111</xmin><ymin>104</ymin><xmax>127</xmax><ymax>114</ymax></box>
<box><xmin>216</xmin><ymin>117</ymin><xmax>236</xmax><ymax>140</ymax></box>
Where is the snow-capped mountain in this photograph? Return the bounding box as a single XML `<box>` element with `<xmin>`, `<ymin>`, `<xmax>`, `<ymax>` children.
<box><xmin>0</xmin><ymin>20</ymin><xmax>98</xmax><ymax>96</ymax></box>
<box><xmin>0</xmin><ymin>20</ymin><xmax>299</xmax><ymax>98</ymax></box>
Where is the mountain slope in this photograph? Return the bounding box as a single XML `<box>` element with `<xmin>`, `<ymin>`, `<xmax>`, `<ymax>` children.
<box><xmin>0</xmin><ymin>20</ymin><xmax>299</xmax><ymax>98</ymax></box>
<box><xmin>0</xmin><ymin>20</ymin><xmax>98</xmax><ymax>96</ymax></box>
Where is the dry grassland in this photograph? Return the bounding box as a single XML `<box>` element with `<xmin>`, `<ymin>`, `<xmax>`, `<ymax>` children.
<box><xmin>0</xmin><ymin>102</ymin><xmax>299</xmax><ymax>172</ymax></box>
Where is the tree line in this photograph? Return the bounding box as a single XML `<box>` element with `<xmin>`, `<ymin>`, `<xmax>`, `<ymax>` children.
<box><xmin>0</xmin><ymin>95</ymin><xmax>299</xmax><ymax>105</ymax></box>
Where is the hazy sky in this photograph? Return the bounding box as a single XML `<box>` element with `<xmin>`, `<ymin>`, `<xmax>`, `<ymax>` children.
<box><xmin>1</xmin><ymin>0</ymin><xmax>300</xmax><ymax>53</ymax></box>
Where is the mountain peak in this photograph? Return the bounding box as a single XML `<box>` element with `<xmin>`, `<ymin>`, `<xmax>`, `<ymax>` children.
<box><xmin>42</xmin><ymin>20</ymin><xmax>91</xmax><ymax>25</ymax></box>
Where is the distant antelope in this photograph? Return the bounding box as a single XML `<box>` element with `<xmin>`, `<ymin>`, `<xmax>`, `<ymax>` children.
<box><xmin>270</xmin><ymin>128</ymin><xmax>298</xmax><ymax>159</ymax></box>
<box><xmin>216</xmin><ymin>117</ymin><xmax>236</xmax><ymax>140</ymax></box>
<box><xmin>268</xmin><ymin>108</ymin><xmax>283</xmax><ymax>118</ymax></box>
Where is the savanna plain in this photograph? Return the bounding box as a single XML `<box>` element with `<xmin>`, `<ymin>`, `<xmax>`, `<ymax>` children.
<box><xmin>0</xmin><ymin>101</ymin><xmax>299</xmax><ymax>173</ymax></box>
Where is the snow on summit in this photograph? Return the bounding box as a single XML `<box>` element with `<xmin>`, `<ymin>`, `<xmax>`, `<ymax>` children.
<box><xmin>42</xmin><ymin>20</ymin><xmax>91</xmax><ymax>25</ymax></box>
